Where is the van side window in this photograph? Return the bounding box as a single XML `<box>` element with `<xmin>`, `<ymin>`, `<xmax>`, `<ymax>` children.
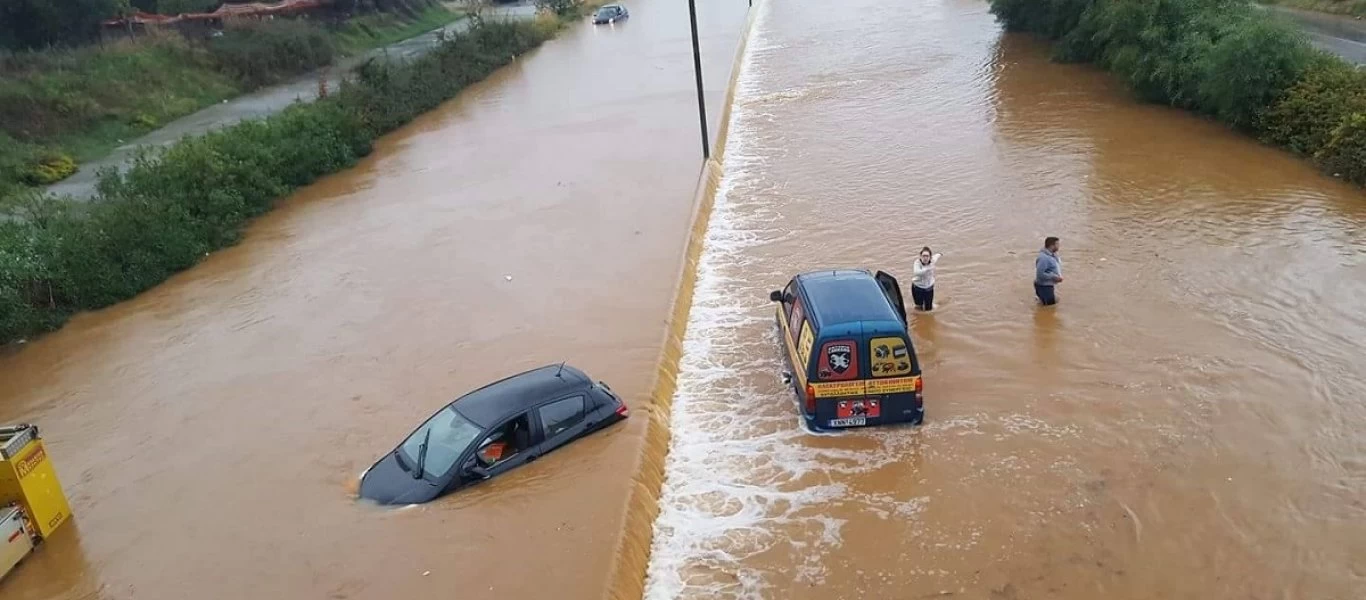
<box><xmin>781</xmin><ymin>281</ymin><xmax>800</xmax><ymax>323</ymax></box>
<box><xmin>870</xmin><ymin>336</ymin><xmax>913</xmax><ymax>377</ymax></box>
<box><xmin>817</xmin><ymin>339</ymin><xmax>859</xmax><ymax>381</ymax></box>
<box><xmin>788</xmin><ymin>296</ymin><xmax>805</xmax><ymax>336</ymax></box>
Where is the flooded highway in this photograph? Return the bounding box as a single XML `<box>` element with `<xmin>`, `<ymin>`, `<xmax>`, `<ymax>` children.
<box><xmin>0</xmin><ymin>0</ymin><xmax>749</xmax><ymax>598</ymax></box>
<box><xmin>645</xmin><ymin>0</ymin><xmax>1366</xmax><ymax>598</ymax></box>
<box><xmin>5</xmin><ymin>0</ymin><xmax>1366</xmax><ymax>597</ymax></box>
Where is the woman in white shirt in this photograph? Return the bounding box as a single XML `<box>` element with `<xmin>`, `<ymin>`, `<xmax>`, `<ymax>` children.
<box><xmin>910</xmin><ymin>246</ymin><xmax>941</xmax><ymax>311</ymax></box>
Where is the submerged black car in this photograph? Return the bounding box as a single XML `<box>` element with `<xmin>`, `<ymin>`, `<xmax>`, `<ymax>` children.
<box><xmin>593</xmin><ymin>4</ymin><xmax>628</xmax><ymax>24</ymax></box>
<box><xmin>358</xmin><ymin>364</ymin><xmax>629</xmax><ymax>505</ymax></box>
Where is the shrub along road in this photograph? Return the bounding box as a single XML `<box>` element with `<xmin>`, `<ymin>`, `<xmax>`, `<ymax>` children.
<box><xmin>42</xmin><ymin>4</ymin><xmax>537</xmax><ymax>201</ymax></box>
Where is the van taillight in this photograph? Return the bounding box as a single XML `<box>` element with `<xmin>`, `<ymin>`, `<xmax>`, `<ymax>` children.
<box><xmin>805</xmin><ymin>384</ymin><xmax>816</xmax><ymax>414</ymax></box>
<box><xmin>915</xmin><ymin>377</ymin><xmax>923</xmax><ymax>393</ymax></box>
<box><xmin>616</xmin><ymin>404</ymin><xmax>630</xmax><ymax>417</ymax></box>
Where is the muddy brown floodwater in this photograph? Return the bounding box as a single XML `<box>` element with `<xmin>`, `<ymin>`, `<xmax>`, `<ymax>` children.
<box><xmin>644</xmin><ymin>0</ymin><xmax>1366</xmax><ymax>598</ymax></box>
<box><xmin>0</xmin><ymin>0</ymin><xmax>749</xmax><ymax>598</ymax></box>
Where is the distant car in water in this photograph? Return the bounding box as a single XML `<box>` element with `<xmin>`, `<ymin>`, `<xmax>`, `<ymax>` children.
<box><xmin>357</xmin><ymin>364</ymin><xmax>629</xmax><ymax>505</ymax></box>
<box><xmin>593</xmin><ymin>4</ymin><xmax>629</xmax><ymax>24</ymax></box>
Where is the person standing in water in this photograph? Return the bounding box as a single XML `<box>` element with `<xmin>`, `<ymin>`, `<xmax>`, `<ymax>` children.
<box><xmin>911</xmin><ymin>246</ymin><xmax>941</xmax><ymax>311</ymax></box>
<box><xmin>1034</xmin><ymin>236</ymin><xmax>1063</xmax><ymax>306</ymax></box>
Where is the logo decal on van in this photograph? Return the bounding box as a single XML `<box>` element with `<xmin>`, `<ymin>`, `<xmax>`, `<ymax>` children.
<box><xmin>870</xmin><ymin>337</ymin><xmax>912</xmax><ymax>377</ymax></box>
<box><xmin>827</xmin><ymin>345</ymin><xmax>851</xmax><ymax>374</ymax></box>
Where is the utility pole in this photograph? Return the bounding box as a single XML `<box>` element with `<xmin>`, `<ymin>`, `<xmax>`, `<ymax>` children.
<box><xmin>687</xmin><ymin>0</ymin><xmax>709</xmax><ymax>159</ymax></box>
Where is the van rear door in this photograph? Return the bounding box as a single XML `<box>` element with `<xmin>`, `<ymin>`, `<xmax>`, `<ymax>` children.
<box><xmin>874</xmin><ymin>271</ymin><xmax>907</xmax><ymax>324</ymax></box>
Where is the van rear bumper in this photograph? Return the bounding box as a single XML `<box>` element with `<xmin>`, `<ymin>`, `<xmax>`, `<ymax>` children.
<box><xmin>804</xmin><ymin>395</ymin><xmax>923</xmax><ymax>431</ymax></box>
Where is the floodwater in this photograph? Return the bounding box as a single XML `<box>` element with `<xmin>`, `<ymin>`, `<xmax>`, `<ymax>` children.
<box><xmin>0</xmin><ymin>0</ymin><xmax>748</xmax><ymax>597</ymax></box>
<box><xmin>645</xmin><ymin>0</ymin><xmax>1366</xmax><ymax>599</ymax></box>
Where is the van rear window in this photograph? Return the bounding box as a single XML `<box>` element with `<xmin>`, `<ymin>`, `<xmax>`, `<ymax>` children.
<box><xmin>870</xmin><ymin>336</ymin><xmax>913</xmax><ymax>377</ymax></box>
<box><xmin>817</xmin><ymin>340</ymin><xmax>859</xmax><ymax>381</ymax></box>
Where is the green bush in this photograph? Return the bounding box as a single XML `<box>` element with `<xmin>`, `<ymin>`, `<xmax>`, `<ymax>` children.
<box><xmin>23</xmin><ymin>151</ymin><xmax>77</xmax><ymax>185</ymax></box>
<box><xmin>208</xmin><ymin>19</ymin><xmax>338</xmax><ymax>88</ymax></box>
<box><xmin>1261</xmin><ymin>54</ymin><xmax>1366</xmax><ymax>155</ymax></box>
<box><xmin>537</xmin><ymin>0</ymin><xmax>585</xmax><ymax>18</ymax></box>
<box><xmin>990</xmin><ymin>0</ymin><xmax>1096</xmax><ymax>40</ymax></box>
<box><xmin>1196</xmin><ymin>12</ymin><xmax>1313</xmax><ymax>129</ymax></box>
<box><xmin>1316</xmin><ymin>112</ymin><xmax>1366</xmax><ymax>185</ymax></box>
<box><xmin>0</xmin><ymin>134</ymin><xmax>38</xmax><ymax>189</ymax></box>
<box><xmin>0</xmin><ymin>20</ymin><xmax>553</xmax><ymax>344</ymax></box>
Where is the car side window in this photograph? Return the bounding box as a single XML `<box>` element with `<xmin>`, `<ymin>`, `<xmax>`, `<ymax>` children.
<box><xmin>784</xmin><ymin>283</ymin><xmax>806</xmax><ymax>336</ymax></box>
<box><xmin>539</xmin><ymin>396</ymin><xmax>587</xmax><ymax>438</ymax></box>
<box><xmin>473</xmin><ymin>413</ymin><xmax>533</xmax><ymax>468</ymax></box>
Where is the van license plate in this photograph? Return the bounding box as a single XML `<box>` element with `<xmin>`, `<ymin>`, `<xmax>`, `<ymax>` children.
<box><xmin>828</xmin><ymin>417</ymin><xmax>866</xmax><ymax>427</ymax></box>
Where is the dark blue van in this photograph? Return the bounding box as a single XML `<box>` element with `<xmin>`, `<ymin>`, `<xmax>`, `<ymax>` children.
<box><xmin>768</xmin><ymin>269</ymin><xmax>924</xmax><ymax>430</ymax></box>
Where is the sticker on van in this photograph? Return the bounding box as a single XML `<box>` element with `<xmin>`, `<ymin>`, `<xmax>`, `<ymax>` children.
<box><xmin>870</xmin><ymin>336</ymin><xmax>912</xmax><ymax>377</ymax></box>
<box><xmin>818</xmin><ymin>340</ymin><xmax>859</xmax><ymax>381</ymax></box>
<box><xmin>797</xmin><ymin>322</ymin><xmax>815</xmax><ymax>368</ymax></box>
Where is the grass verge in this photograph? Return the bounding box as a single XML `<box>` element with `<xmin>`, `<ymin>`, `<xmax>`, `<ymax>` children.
<box><xmin>0</xmin><ymin>4</ymin><xmax>468</xmax><ymax>199</ymax></box>
<box><xmin>0</xmin><ymin>12</ymin><xmax>577</xmax><ymax>344</ymax></box>
<box><xmin>335</xmin><ymin>3</ymin><xmax>469</xmax><ymax>52</ymax></box>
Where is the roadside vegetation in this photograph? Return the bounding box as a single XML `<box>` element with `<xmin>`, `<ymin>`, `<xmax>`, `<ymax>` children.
<box><xmin>1260</xmin><ymin>0</ymin><xmax>1366</xmax><ymax>17</ymax></box>
<box><xmin>0</xmin><ymin>2</ymin><xmax>465</xmax><ymax>200</ymax></box>
<box><xmin>0</xmin><ymin>4</ymin><xmax>594</xmax><ymax>344</ymax></box>
<box><xmin>989</xmin><ymin>0</ymin><xmax>1366</xmax><ymax>186</ymax></box>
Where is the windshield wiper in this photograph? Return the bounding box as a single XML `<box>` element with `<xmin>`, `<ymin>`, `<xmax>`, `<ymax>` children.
<box><xmin>414</xmin><ymin>427</ymin><xmax>432</xmax><ymax>480</ymax></box>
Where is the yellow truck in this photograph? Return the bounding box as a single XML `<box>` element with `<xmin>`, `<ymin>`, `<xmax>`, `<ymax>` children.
<box><xmin>0</xmin><ymin>424</ymin><xmax>72</xmax><ymax>581</ymax></box>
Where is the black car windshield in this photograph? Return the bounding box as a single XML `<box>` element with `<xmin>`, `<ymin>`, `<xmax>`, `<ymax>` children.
<box><xmin>597</xmin><ymin>6</ymin><xmax>618</xmax><ymax>15</ymax></box>
<box><xmin>398</xmin><ymin>407</ymin><xmax>482</xmax><ymax>480</ymax></box>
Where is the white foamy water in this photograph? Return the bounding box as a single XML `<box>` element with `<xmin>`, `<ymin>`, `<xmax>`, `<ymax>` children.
<box><xmin>642</xmin><ymin>3</ymin><xmax>936</xmax><ymax>596</ymax></box>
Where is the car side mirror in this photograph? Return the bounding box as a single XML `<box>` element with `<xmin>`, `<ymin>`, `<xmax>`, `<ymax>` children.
<box><xmin>769</xmin><ymin>290</ymin><xmax>783</xmax><ymax>302</ymax></box>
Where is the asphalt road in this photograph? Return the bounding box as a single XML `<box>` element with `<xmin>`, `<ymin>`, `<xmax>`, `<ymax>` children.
<box><xmin>1262</xmin><ymin>4</ymin><xmax>1366</xmax><ymax>64</ymax></box>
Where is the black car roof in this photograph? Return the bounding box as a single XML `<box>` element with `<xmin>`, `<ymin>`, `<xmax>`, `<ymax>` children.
<box><xmin>452</xmin><ymin>364</ymin><xmax>593</xmax><ymax>427</ymax></box>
